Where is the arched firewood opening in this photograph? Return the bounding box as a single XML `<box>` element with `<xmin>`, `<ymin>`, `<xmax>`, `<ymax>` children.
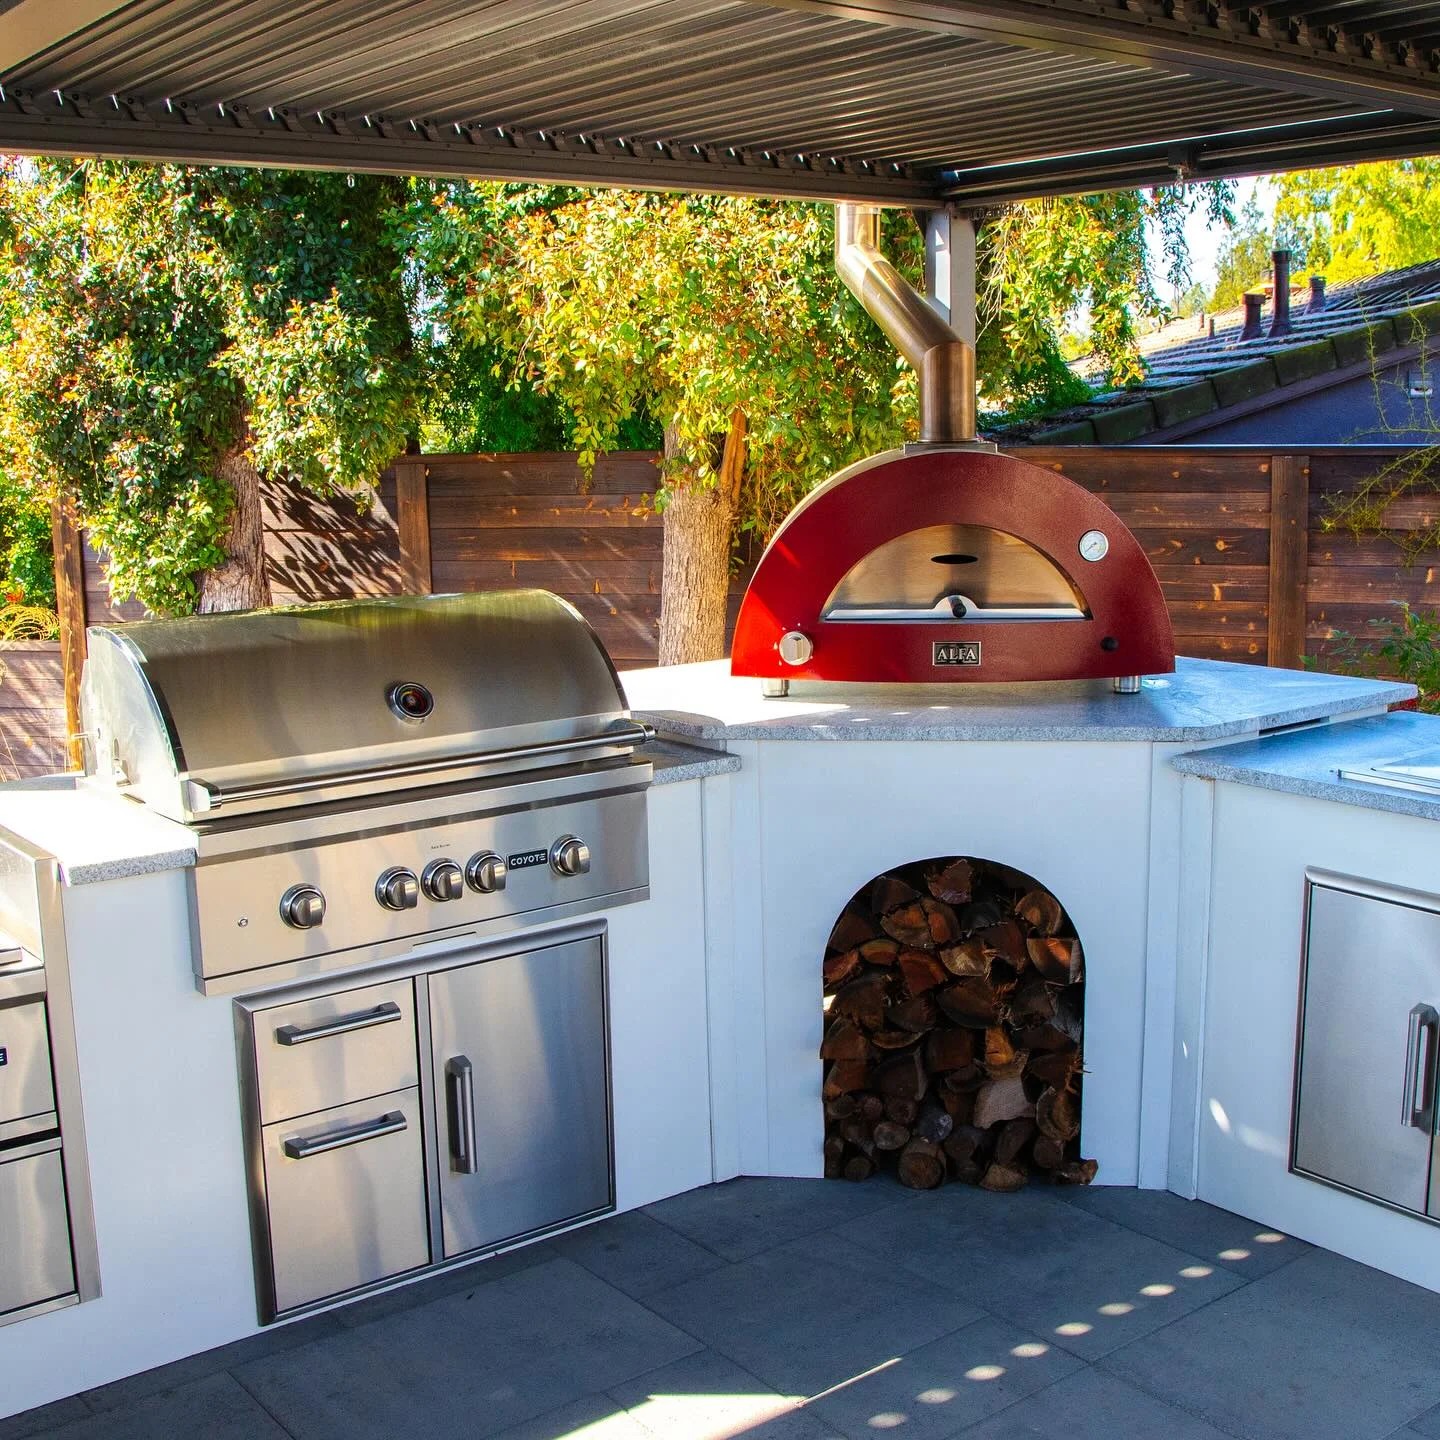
<box><xmin>822</xmin><ymin>856</ymin><xmax>1096</xmax><ymax>1191</ymax></box>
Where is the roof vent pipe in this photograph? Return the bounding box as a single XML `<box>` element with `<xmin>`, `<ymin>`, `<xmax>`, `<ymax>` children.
<box><xmin>1309</xmin><ymin>275</ymin><xmax>1327</xmax><ymax>312</ymax></box>
<box><xmin>1240</xmin><ymin>292</ymin><xmax>1264</xmax><ymax>341</ymax></box>
<box><xmin>1269</xmin><ymin>249</ymin><xmax>1293</xmax><ymax>338</ymax></box>
<box><xmin>835</xmin><ymin>203</ymin><xmax>975</xmax><ymax>445</ymax></box>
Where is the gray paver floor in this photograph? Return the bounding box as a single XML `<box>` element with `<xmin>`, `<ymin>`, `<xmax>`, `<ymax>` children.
<box><xmin>5</xmin><ymin>1178</ymin><xmax>1438</xmax><ymax>1440</ymax></box>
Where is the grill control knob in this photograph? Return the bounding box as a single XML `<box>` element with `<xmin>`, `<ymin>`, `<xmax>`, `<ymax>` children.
<box><xmin>279</xmin><ymin>884</ymin><xmax>326</xmax><ymax>929</ymax></box>
<box><xmin>550</xmin><ymin>835</ymin><xmax>591</xmax><ymax>877</ymax></box>
<box><xmin>465</xmin><ymin>851</ymin><xmax>508</xmax><ymax>894</ymax></box>
<box><xmin>376</xmin><ymin>867</ymin><xmax>420</xmax><ymax>911</ymax></box>
<box><xmin>422</xmin><ymin>859</ymin><xmax>465</xmax><ymax>902</ymax></box>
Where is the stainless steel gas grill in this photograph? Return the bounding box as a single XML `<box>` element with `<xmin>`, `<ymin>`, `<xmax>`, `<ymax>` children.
<box><xmin>80</xmin><ymin>590</ymin><xmax>650</xmax><ymax>1321</ymax></box>
<box><xmin>80</xmin><ymin>590</ymin><xmax>652</xmax><ymax>994</ymax></box>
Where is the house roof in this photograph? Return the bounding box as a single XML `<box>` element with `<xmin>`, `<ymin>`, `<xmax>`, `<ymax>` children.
<box><xmin>1000</xmin><ymin>258</ymin><xmax>1440</xmax><ymax>444</ymax></box>
<box><xmin>4</xmin><ymin>1</ymin><xmax>1440</xmax><ymax>205</ymax></box>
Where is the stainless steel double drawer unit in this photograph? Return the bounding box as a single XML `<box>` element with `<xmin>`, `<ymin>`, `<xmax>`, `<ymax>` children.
<box><xmin>236</xmin><ymin>924</ymin><xmax>612</xmax><ymax>1322</ymax></box>
<box><xmin>0</xmin><ymin>832</ymin><xmax>100</xmax><ymax>1328</ymax></box>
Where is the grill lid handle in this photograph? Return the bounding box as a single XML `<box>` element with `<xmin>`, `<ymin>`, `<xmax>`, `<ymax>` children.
<box><xmin>184</xmin><ymin>721</ymin><xmax>655</xmax><ymax>815</ymax></box>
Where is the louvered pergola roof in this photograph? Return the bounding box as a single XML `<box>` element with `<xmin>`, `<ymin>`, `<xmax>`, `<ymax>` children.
<box><xmin>3</xmin><ymin>0</ymin><xmax>1440</xmax><ymax>204</ymax></box>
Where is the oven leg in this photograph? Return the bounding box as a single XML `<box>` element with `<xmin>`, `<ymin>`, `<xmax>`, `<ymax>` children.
<box><xmin>1112</xmin><ymin>675</ymin><xmax>1141</xmax><ymax>695</ymax></box>
<box><xmin>761</xmin><ymin>678</ymin><xmax>790</xmax><ymax>698</ymax></box>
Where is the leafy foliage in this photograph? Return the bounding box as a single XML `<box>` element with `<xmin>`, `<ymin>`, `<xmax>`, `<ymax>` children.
<box><xmin>412</xmin><ymin>186</ymin><xmax>918</xmax><ymax>535</ymax></box>
<box><xmin>1209</xmin><ymin>196</ymin><xmax>1277</xmax><ymax>312</ymax></box>
<box><xmin>0</xmin><ymin>472</ymin><xmax>56</xmax><ymax>609</ymax></box>
<box><xmin>1320</xmin><ymin>602</ymin><xmax>1440</xmax><ymax>712</ymax></box>
<box><xmin>1275</xmin><ymin>161</ymin><xmax>1440</xmax><ymax>286</ymax></box>
<box><xmin>976</xmin><ymin>184</ymin><xmax>1233</xmax><ymax>405</ymax></box>
<box><xmin>0</xmin><ymin>161</ymin><xmax>421</xmax><ymax>614</ymax></box>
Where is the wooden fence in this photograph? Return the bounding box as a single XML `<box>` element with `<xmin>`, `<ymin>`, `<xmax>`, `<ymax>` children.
<box><xmin>1019</xmin><ymin>446</ymin><xmax>1439</xmax><ymax>669</ymax></box>
<box><xmin>50</xmin><ymin>443</ymin><xmax>1440</xmax><ymax>758</ymax></box>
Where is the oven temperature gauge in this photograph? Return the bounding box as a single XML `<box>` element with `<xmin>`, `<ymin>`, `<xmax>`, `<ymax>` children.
<box><xmin>1078</xmin><ymin>529</ymin><xmax>1110</xmax><ymax>562</ymax></box>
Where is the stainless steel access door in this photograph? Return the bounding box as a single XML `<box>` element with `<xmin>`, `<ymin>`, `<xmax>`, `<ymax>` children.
<box><xmin>1294</xmin><ymin>876</ymin><xmax>1440</xmax><ymax>1215</ymax></box>
<box><xmin>428</xmin><ymin>934</ymin><xmax>611</xmax><ymax>1258</ymax></box>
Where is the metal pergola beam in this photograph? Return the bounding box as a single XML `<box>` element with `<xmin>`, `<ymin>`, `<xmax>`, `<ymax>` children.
<box><xmin>0</xmin><ymin>0</ymin><xmax>132</xmax><ymax>73</ymax></box>
<box><xmin>748</xmin><ymin>0</ymin><xmax>1440</xmax><ymax>118</ymax></box>
<box><xmin>0</xmin><ymin>90</ymin><xmax>938</xmax><ymax>203</ymax></box>
<box><xmin>942</xmin><ymin>110</ymin><xmax>1440</xmax><ymax>202</ymax></box>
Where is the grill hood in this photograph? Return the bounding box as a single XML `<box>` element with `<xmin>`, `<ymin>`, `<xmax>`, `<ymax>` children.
<box><xmin>80</xmin><ymin>590</ymin><xmax>644</xmax><ymax>824</ymax></box>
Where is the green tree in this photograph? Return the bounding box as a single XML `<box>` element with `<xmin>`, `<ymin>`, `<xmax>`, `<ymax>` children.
<box><xmin>414</xmin><ymin>185</ymin><xmax>919</xmax><ymax>663</ymax></box>
<box><xmin>1275</xmin><ymin>160</ymin><xmax>1440</xmax><ymax>286</ymax></box>
<box><xmin>977</xmin><ymin>185</ymin><xmax>1230</xmax><ymax>401</ymax></box>
<box><xmin>0</xmin><ymin>160</ymin><xmax>421</xmax><ymax>614</ymax></box>
<box><xmin>1209</xmin><ymin>196</ymin><xmax>1275</xmax><ymax>312</ymax></box>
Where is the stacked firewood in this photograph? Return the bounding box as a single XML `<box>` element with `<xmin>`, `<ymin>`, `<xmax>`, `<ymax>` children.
<box><xmin>821</xmin><ymin>857</ymin><xmax>1096</xmax><ymax>1191</ymax></box>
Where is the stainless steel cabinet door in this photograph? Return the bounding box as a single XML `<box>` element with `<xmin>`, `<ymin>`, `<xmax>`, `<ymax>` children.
<box><xmin>0</xmin><ymin>1144</ymin><xmax>73</xmax><ymax>1317</ymax></box>
<box><xmin>429</xmin><ymin>936</ymin><xmax>611</xmax><ymax>1259</ymax></box>
<box><xmin>1294</xmin><ymin>881</ymin><xmax>1440</xmax><ymax>1213</ymax></box>
<box><xmin>261</xmin><ymin>1086</ymin><xmax>428</xmax><ymax>1316</ymax></box>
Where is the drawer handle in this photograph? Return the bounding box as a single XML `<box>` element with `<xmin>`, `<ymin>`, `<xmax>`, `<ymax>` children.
<box><xmin>274</xmin><ymin>1001</ymin><xmax>403</xmax><ymax>1047</ymax></box>
<box><xmin>445</xmin><ymin>1055</ymin><xmax>479</xmax><ymax>1175</ymax></box>
<box><xmin>282</xmin><ymin>1110</ymin><xmax>407</xmax><ymax>1160</ymax></box>
<box><xmin>1403</xmin><ymin>1004</ymin><xmax>1439</xmax><ymax>1131</ymax></box>
<box><xmin>0</xmin><ymin>948</ymin><xmax>29</xmax><ymax>968</ymax></box>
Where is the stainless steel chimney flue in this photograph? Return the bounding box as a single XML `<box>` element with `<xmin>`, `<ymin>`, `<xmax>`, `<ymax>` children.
<box><xmin>835</xmin><ymin>203</ymin><xmax>976</xmax><ymax>445</ymax></box>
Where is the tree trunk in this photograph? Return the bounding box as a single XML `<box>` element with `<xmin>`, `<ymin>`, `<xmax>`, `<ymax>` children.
<box><xmin>657</xmin><ymin>412</ymin><xmax>745</xmax><ymax>666</ymax></box>
<box><xmin>198</xmin><ymin>444</ymin><xmax>272</xmax><ymax>613</ymax></box>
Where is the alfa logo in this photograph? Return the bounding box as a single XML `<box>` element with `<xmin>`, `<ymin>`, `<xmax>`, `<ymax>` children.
<box><xmin>933</xmin><ymin>641</ymin><xmax>982</xmax><ymax>667</ymax></box>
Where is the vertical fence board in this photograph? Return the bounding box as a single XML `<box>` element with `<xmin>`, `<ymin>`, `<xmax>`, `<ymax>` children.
<box><xmin>1267</xmin><ymin>454</ymin><xmax>1310</xmax><ymax>670</ymax></box>
<box><xmin>395</xmin><ymin>459</ymin><xmax>432</xmax><ymax>595</ymax></box>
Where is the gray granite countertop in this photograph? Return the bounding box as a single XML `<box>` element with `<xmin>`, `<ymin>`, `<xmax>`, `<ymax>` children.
<box><xmin>620</xmin><ymin>657</ymin><xmax>1413</xmax><ymax>743</ymax></box>
<box><xmin>648</xmin><ymin>738</ymin><xmax>741</xmax><ymax>784</ymax></box>
<box><xmin>0</xmin><ymin>775</ymin><xmax>197</xmax><ymax>885</ymax></box>
<box><xmin>1170</xmin><ymin>710</ymin><xmax>1440</xmax><ymax>820</ymax></box>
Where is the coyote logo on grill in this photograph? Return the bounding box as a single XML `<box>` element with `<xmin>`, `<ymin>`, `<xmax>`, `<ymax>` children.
<box><xmin>933</xmin><ymin>641</ymin><xmax>981</xmax><ymax>667</ymax></box>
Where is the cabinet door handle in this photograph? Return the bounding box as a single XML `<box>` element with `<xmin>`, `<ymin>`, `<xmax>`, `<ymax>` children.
<box><xmin>274</xmin><ymin>1001</ymin><xmax>403</xmax><ymax>1046</ymax></box>
<box><xmin>446</xmin><ymin>1055</ymin><xmax>479</xmax><ymax>1175</ymax></box>
<box><xmin>1402</xmin><ymin>1003</ymin><xmax>1438</xmax><ymax>1131</ymax></box>
<box><xmin>282</xmin><ymin>1110</ymin><xmax>406</xmax><ymax>1160</ymax></box>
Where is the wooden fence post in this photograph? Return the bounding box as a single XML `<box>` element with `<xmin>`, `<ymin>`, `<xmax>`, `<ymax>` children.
<box><xmin>1267</xmin><ymin>453</ymin><xmax>1310</xmax><ymax>670</ymax></box>
<box><xmin>50</xmin><ymin>495</ymin><xmax>88</xmax><ymax>770</ymax></box>
<box><xmin>394</xmin><ymin>458</ymin><xmax>432</xmax><ymax>595</ymax></box>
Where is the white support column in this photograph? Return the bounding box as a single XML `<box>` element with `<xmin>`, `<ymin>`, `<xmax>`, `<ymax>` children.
<box><xmin>924</xmin><ymin>205</ymin><xmax>977</xmax><ymax>347</ymax></box>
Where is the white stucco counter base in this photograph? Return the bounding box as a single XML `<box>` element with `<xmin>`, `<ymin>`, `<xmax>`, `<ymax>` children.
<box><xmin>0</xmin><ymin>773</ymin><xmax>728</xmax><ymax>1420</ymax></box>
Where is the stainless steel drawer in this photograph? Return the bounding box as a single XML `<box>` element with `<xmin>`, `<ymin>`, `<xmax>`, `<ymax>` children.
<box><xmin>0</xmin><ymin>1143</ymin><xmax>74</xmax><ymax>1317</ymax></box>
<box><xmin>260</xmin><ymin>1086</ymin><xmax>428</xmax><ymax>1317</ymax></box>
<box><xmin>252</xmin><ymin>978</ymin><xmax>417</xmax><ymax>1123</ymax></box>
<box><xmin>0</xmin><ymin>999</ymin><xmax>55</xmax><ymax>1130</ymax></box>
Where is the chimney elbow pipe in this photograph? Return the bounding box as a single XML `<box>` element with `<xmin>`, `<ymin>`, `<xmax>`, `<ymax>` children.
<box><xmin>834</xmin><ymin>203</ymin><xmax>976</xmax><ymax>446</ymax></box>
